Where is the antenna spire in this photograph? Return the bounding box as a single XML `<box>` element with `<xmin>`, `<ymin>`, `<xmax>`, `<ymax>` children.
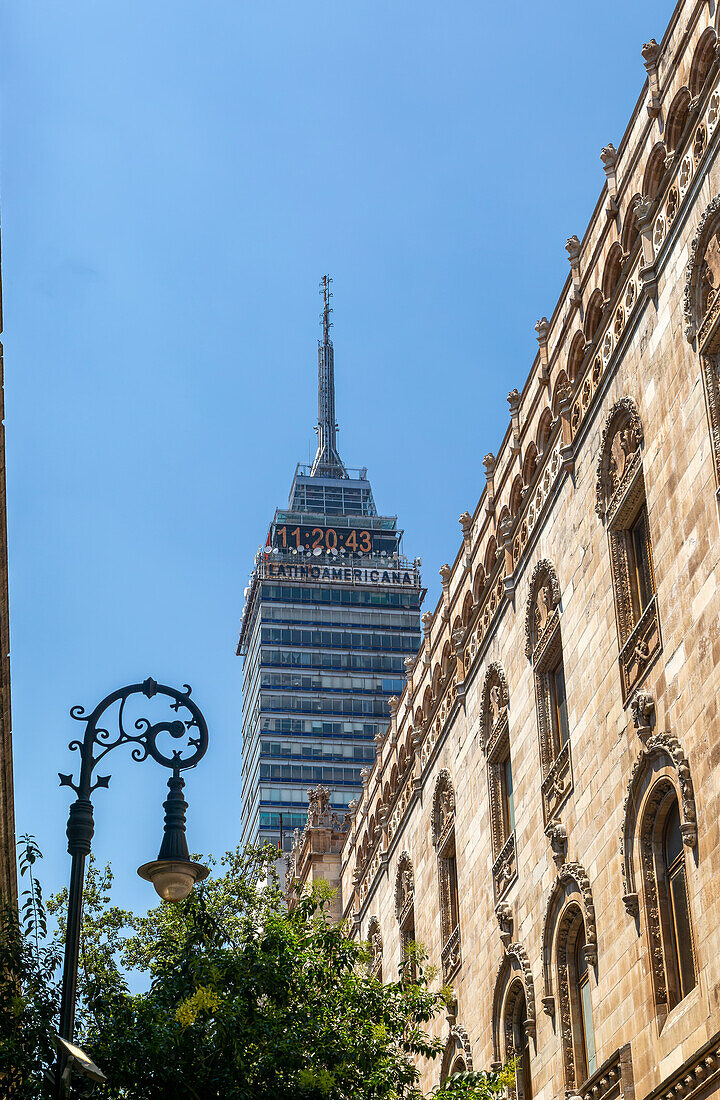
<box><xmin>310</xmin><ymin>275</ymin><xmax>347</xmax><ymax>479</ymax></box>
<box><xmin>321</xmin><ymin>274</ymin><xmax>333</xmax><ymax>345</ymax></box>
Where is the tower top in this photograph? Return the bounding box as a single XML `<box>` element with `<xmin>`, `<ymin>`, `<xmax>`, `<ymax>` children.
<box><xmin>321</xmin><ymin>274</ymin><xmax>333</xmax><ymax>345</ymax></box>
<box><xmin>310</xmin><ymin>275</ymin><xmax>347</xmax><ymax>479</ymax></box>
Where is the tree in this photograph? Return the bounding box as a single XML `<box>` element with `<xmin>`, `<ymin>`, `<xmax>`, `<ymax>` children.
<box><xmin>0</xmin><ymin>836</ymin><xmax>61</xmax><ymax>1099</ymax></box>
<box><xmin>7</xmin><ymin>841</ymin><xmax>513</xmax><ymax>1099</ymax></box>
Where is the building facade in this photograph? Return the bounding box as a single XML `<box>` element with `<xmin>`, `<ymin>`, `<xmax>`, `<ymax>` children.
<box><xmin>289</xmin><ymin>4</ymin><xmax>720</xmax><ymax>1097</ymax></box>
<box><xmin>238</xmin><ymin>279</ymin><xmax>423</xmax><ymax>851</ymax></box>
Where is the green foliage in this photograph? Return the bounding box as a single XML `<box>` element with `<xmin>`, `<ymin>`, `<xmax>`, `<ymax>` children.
<box><xmin>0</xmin><ymin>836</ymin><xmax>61</xmax><ymax>1098</ymax></box>
<box><xmin>4</xmin><ymin>839</ymin><xmax>512</xmax><ymax>1100</ymax></box>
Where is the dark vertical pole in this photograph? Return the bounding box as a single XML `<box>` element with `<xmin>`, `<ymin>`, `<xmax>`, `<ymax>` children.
<box><xmin>55</xmin><ymin>796</ymin><xmax>94</xmax><ymax>1098</ymax></box>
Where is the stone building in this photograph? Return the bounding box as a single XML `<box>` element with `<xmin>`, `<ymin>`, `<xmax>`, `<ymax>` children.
<box><xmin>288</xmin><ymin>2</ymin><xmax>720</xmax><ymax>1097</ymax></box>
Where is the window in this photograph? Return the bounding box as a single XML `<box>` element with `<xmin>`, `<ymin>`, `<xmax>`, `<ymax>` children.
<box><xmin>596</xmin><ymin>400</ymin><xmax>661</xmax><ymax>701</ymax></box>
<box><xmin>492</xmin><ymin>947</ymin><xmax>536</xmax><ymax>1097</ymax></box>
<box><xmin>512</xmin><ymin>992</ymin><xmax>533</xmax><ymax>1100</ymax></box>
<box><xmin>629</xmin><ymin>506</ymin><xmax>655</xmax><ymax>618</ymax></box>
<box><xmin>662</xmin><ymin>799</ymin><xmax>696</xmax><ymax>1006</ymax></box>
<box><xmin>481</xmin><ymin>664</ymin><xmax>518</xmax><ymax>899</ymax></box>
<box><xmin>541</xmin><ymin>866</ymin><xmax>598</xmax><ymax>1093</ymax></box>
<box><xmin>574</xmin><ymin>925</ymin><xmax>597</xmax><ymax>1081</ymax></box>
<box><xmin>395</xmin><ymin>852</ymin><xmax>416</xmax><ymax>979</ymax></box>
<box><xmin>503</xmin><ymin>757</ymin><xmax>515</xmax><ymax>836</ymax></box>
<box><xmin>549</xmin><ymin>658</ymin><xmax>569</xmax><ymax>753</ymax></box>
<box><xmin>432</xmin><ymin>771</ymin><xmax>461</xmax><ymax>983</ymax></box>
<box><xmin>525</xmin><ymin>560</ymin><xmax>573</xmax><ymax>824</ymax></box>
<box><xmin>620</xmin><ymin>742</ymin><xmax>699</xmax><ymax>1023</ymax></box>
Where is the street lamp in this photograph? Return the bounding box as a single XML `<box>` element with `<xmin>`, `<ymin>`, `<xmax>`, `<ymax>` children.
<box><xmin>55</xmin><ymin>677</ymin><xmax>210</xmax><ymax>1098</ymax></box>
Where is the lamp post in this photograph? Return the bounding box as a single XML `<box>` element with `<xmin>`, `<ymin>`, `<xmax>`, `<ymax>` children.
<box><xmin>54</xmin><ymin>677</ymin><xmax>210</xmax><ymax>1098</ymax></box>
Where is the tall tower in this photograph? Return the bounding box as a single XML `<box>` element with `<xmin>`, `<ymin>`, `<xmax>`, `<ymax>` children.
<box><xmin>238</xmin><ymin>279</ymin><xmax>424</xmax><ymax>851</ymax></box>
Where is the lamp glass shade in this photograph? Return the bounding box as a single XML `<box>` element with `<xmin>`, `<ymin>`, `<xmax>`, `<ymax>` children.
<box><xmin>137</xmin><ymin>858</ymin><xmax>209</xmax><ymax>902</ymax></box>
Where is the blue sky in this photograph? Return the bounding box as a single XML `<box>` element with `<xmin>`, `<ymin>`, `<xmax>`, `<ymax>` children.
<box><xmin>3</xmin><ymin>0</ymin><xmax>669</xmax><ymax>915</ymax></box>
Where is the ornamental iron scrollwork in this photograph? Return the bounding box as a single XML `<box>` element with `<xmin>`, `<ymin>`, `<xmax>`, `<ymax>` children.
<box><xmin>59</xmin><ymin>678</ymin><xmax>208</xmax><ymax>803</ymax></box>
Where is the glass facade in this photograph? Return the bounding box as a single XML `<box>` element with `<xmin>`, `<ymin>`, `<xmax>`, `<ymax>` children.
<box><xmin>238</xmin><ymin>465</ymin><xmax>423</xmax><ymax>851</ymax></box>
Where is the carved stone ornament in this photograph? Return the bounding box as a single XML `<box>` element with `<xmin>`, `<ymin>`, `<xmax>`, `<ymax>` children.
<box><xmin>495</xmin><ymin>901</ymin><xmax>513</xmax><ymax>946</ymax></box>
<box><xmin>367</xmin><ymin>916</ymin><xmax>383</xmax><ymax>977</ymax></box>
<box><xmin>431</xmin><ymin>769</ymin><xmax>456</xmax><ymax>848</ymax></box>
<box><xmin>459</xmin><ymin>511</ymin><xmax>473</xmax><ymax>539</ymax></box>
<box><xmin>620</xmin><ymin>731</ymin><xmax>698</xmax><ymax>918</ymax></box>
<box><xmin>684</xmin><ymin>194</ymin><xmax>720</xmax><ymax>343</ymax></box>
<box><xmin>478</xmin><ymin>662</ymin><xmax>510</xmax><ymax>750</ymax></box>
<box><xmin>565</xmin><ymin>235</ymin><xmax>581</xmax><ymax>263</ymax></box>
<box><xmin>524</xmin><ymin>558</ymin><xmax>562</xmax><ymax>659</ymax></box>
<box><xmin>541</xmin><ymin>860</ymin><xmax>598</xmax><ymax>1066</ymax></box>
<box><xmin>595</xmin><ymin>398</ymin><xmax>644</xmax><ymax>520</ymax></box>
<box><xmin>307</xmin><ymin>785</ymin><xmax>332</xmax><ymax>828</ymax></box>
<box><xmin>440</xmin><ymin>1023</ymin><xmax>474</xmax><ymax>1081</ymax></box>
<box><xmin>491</xmin><ymin>941</ymin><xmax>537</xmax><ymax>1067</ymax></box>
<box><xmin>630</xmin><ymin>690</ymin><xmax>655</xmax><ymax>739</ymax></box>
<box><xmin>545</xmin><ymin>819</ymin><xmax>568</xmax><ymax>867</ymax></box>
<box><xmin>394</xmin><ymin>851</ymin><xmax>414</xmax><ymax>922</ymax></box>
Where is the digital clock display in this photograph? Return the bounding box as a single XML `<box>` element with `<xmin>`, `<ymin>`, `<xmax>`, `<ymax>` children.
<box><xmin>273</xmin><ymin>524</ymin><xmax>398</xmax><ymax>555</ymax></box>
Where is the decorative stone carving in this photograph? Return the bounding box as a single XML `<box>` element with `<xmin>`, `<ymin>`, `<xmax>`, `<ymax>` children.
<box><xmin>432</xmin><ymin>769</ymin><xmax>455</xmax><ymax>848</ymax></box>
<box><xmin>542</xmin><ymin>861</ymin><xmax>598</xmax><ymax>1010</ymax></box>
<box><xmin>595</xmin><ymin>398</ymin><xmax>644</xmax><ymax>520</ymax></box>
<box><xmin>440</xmin><ymin>1021</ymin><xmax>473</xmax><ymax>1081</ymax></box>
<box><xmin>479</xmin><ymin>662</ymin><xmax>510</xmax><ymax>751</ymax></box>
<box><xmin>545</xmin><ymin>819</ymin><xmax>568</xmax><ymax>867</ymax></box>
<box><xmin>524</xmin><ymin>559</ymin><xmax>562</xmax><ymax>659</ymax></box>
<box><xmin>542</xmin><ymin>862</ymin><xmax>598</xmax><ymax>1091</ymax></box>
<box><xmin>642</xmin><ymin>39</ymin><xmax>661</xmax><ymax>118</ymax></box>
<box><xmin>684</xmin><ymin>194</ymin><xmax>720</xmax><ymax>342</ymax></box>
<box><xmin>307</xmin><ymin>785</ymin><xmax>332</xmax><ymax>827</ymax></box>
<box><xmin>395</xmin><ymin>851</ymin><xmax>414</xmax><ymax>924</ymax></box>
<box><xmin>459</xmin><ymin>511</ymin><xmax>473</xmax><ymax>539</ymax></box>
<box><xmin>630</xmin><ymin>690</ymin><xmax>654</xmax><ymax>739</ymax></box>
<box><xmin>367</xmin><ymin>916</ymin><xmax>383</xmax><ymax>979</ymax></box>
<box><xmin>683</xmin><ymin>195</ymin><xmax>720</xmax><ymax>487</ymax></box>
<box><xmin>620</xmin><ymin>731</ymin><xmax>698</xmax><ymax>918</ymax></box>
<box><xmin>495</xmin><ymin>901</ymin><xmax>513</xmax><ymax>946</ymax></box>
<box><xmin>491</xmin><ymin>940</ymin><xmax>537</xmax><ymax>1068</ymax></box>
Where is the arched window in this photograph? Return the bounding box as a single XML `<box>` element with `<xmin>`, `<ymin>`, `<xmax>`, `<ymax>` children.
<box><xmin>602</xmin><ymin>243</ymin><xmax>624</xmax><ymax>303</ymax></box>
<box><xmin>584</xmin><ymin>289</ymin><xmax>604</xmax><ymax>344</ymax></box>
<box><xmin>567</xmin><ymin>331</ymin><xmax>586</xmax><ymax>385</ymax></box>
<box><xmin>621</xmin><ymin>194</ymin><xmax>641</xmax><ymax>256</ymax></box>
<box><xmin>536</xmin><ymin>408</ymin><xmax>553</xmax><ymax>456</ymax></box>
<box><xmin>432</xmin><ymin>771</ymin><xmax>461</xmax><ymax>982</ymax></box>
<box><xmin>367</xmin><ymin>916</ymin><xmax>383</xmax><ymax>981</ymax></box>
<box><xmin>642</xmin><ymin>143</ymin><xmax>667</xmax><ymax>202</ymax></box>
<box><xmin>542</xmin><ymin>865</ymin><xmax>598</xmax><ymax>1092</ymax></box>
<box><xmin>665</xmin><ymin>88</ymin><xmax>691</xmax><ymax>153</ymax></box>
<box><xmin>525</xmin><ymin>560</ymin><xmax>572</xmax><ymax>824</ymax></box>
<box><xmin>480</xmin><ymin>663</ymin><xmax>517</xmax><ymax>900</ymax></box>
<box><xmin>661</xmin><ymin>799</ymin><xmax>696</xmax><ymax>1005</ymax></box>
<box><xmin>621</xmin><ymin>734</ymin><xmax>698</xmax><ymax>1022</ymax></box>
<box><xmin>492</xmin><ymin>944</ymin><xmax>536</xmax><ymax>1098</ymax></box>
<box><xmin>439</xmin><ymin>1026</ymin><xmax>473</xmax><ymax>1084</ymax></box>
<box><xmin>689</xmin><ymin>28</ymin><xmax>717</xmax><ymax>99</ymax></box>
<box><xmin>571</xmin><ymin>920</ymin><xmax>597</xmax><ymax>1082</ymax></box>
<box><xmin>596</xmin><ymin>399</ymin><xmax>660</xmax><ymax>701</ymax></box>
<box><xmin>512</xmin><ymin>990</ymin><xmax>533</xmax><ymax>1100</ymax></box>
<box><xmin>522</xmin><ymin>442</ymin><xmax>538</xmax><ymax>487</ymax></box>
<box><xmin>684</xmin><ymin>194</ymin><xmax>720</xmax><ymax>488</ymax></box>
<box><xmin>395</xmin><ymin>851</ymin><xmax>416</xmax><ymax>979</ymax></box>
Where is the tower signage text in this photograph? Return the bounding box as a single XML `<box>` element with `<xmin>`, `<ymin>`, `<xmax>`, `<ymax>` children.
<box><xmin>264</xmin><ymin>562</ymin><xmax>418</xmax><ymax>586</ymax></box>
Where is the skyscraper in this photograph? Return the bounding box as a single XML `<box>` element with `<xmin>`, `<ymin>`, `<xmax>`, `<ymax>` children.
<box><xmin>238</xmin><ymin>278</ymin><xmax>424</xmax><ymax>851</ymax></box>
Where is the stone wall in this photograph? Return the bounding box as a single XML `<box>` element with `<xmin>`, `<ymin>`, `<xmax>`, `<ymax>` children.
<box><xmin>337</xmin><ymin>2</ymin><xmax>720</xmax><ymax>1097</ymax></box>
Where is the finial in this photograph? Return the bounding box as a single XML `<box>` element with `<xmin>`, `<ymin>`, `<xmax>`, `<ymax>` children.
<box><xmin>320</xmin><ymin>274</ymin><xmax>333</xmax><ymax>345</ymax></box>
